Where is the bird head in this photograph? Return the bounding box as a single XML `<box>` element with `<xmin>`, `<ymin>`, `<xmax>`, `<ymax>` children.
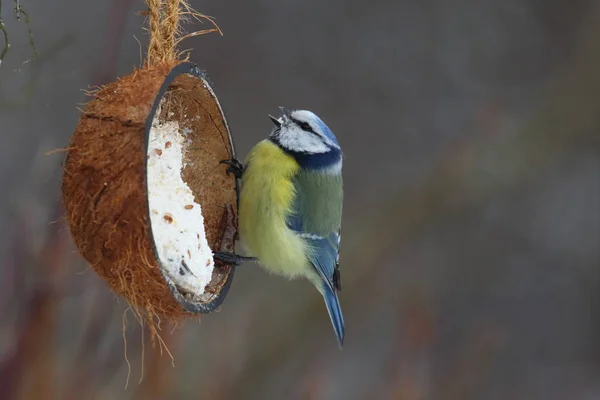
<box><xmin>269</xmin><ymin>108</ymin><xmax>341</xmax><ymax>157</ymax></box>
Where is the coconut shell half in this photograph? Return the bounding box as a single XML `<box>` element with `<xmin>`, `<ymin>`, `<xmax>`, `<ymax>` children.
<box><xmin>62</xmin><ymin>62</ymin><xmax>239</xmax><ymax>321</ymax></box>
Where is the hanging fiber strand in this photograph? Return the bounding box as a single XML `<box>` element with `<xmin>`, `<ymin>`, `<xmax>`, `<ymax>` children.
<box><xmin>145</xmin><ymin>0</ymin><xmax>221</xmax><ymax>65</ymax></box>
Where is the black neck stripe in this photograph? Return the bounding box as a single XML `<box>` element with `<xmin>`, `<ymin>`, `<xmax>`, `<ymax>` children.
<box><xmin>268</xmin><ymin>136</ymin><xmax>340</xmax><ymax>170</ymax></box>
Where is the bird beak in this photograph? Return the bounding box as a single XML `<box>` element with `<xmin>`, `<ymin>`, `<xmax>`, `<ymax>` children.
<box><xmin>269</xmin><ymin>115</ymin><xmax>282</xmax><ymax>127</ymax></box>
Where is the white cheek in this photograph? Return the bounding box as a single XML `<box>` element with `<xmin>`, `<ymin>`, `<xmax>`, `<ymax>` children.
<box><xmin>279</xmin><ymin>127</ymin><xmax>329</xmax><ymax>153</ymax></box>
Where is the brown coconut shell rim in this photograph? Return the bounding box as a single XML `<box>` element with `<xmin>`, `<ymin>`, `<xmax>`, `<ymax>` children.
<box><xmin>144</xmin><ymin>62</ymin><xmax>239</xmax><ymax>314</ymax></box>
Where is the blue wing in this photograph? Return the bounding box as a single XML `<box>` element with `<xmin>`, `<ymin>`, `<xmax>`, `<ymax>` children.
<box><xmin>298</xmin><ymin>231</ymin><xmax>341</xmax><ymax>291</ymax></box>
<box><xmin>286</xmin><ymin>171</ymin><xmax>344</xmax><ymax>346</ymax></box>
<box><xmin>286</xmin><ymin>172</ymin><xmax>343</xmax><ymax>292</ymax></box>
<box><xmin>288</xmin><ymin>211</ymin><xmax>344</xmax><ymax>346</ymax></box>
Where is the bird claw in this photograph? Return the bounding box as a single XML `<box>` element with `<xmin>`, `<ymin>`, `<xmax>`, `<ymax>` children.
<box><xmin>213</xmin><ymin>251</ymin><xmax>257</xmax><ymax>266</ymax></box>
<box><xmin>220</xmin><ymin>158</ymin><xmax>245</xmax><ymax>179</ymax></box>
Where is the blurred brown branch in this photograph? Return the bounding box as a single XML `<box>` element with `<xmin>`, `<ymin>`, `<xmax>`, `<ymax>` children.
<box><xmin>0</xmin><ymin>206</ymin><xmax>70</xmax><ymax>400</ymax></box>
<box><xmin>133</xmin><ymin>330</ymin><xmax>181</xmax><ymax>400</ymax></box>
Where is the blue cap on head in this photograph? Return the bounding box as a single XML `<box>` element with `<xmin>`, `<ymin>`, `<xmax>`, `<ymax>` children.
<box><xmin>288</xmin><ymin>109</ymin><xmax>340</xmax><ymax>149</ymax></box>
<box><xmin>314</xmin><ymin>115</ymin><xmax>340</xmax><ymax>147</ymax></box>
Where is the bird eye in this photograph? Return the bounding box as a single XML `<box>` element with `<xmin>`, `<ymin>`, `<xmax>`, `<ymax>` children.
<box><xmin>299</xmin><ymin>122</ymin><xmax>312</xmax><ymax>131</ymax></box>
<box><xmin>291</xmin><ymin>117</ymin><xmax>318</xmax><ymax>135</ymax></box>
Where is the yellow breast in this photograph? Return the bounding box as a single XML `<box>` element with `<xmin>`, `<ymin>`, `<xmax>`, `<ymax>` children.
<box><xmin>238</xmin><ymin>140</ymin><xmax>310</xmax><ymax>277</ymax></box>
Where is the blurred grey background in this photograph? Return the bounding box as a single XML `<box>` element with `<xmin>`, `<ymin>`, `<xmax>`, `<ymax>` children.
<box><xmin>1</xmin><ymin>0</ymin><xmax>599</xmax><ymax>399</ymax></box>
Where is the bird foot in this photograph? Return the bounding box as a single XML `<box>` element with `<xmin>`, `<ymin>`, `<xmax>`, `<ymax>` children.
<box><xmin>213</xmin><ymin>251</ymin><xmax>257</xmax><ymax>266</ymax></box>
<box><xmin>220</xmin><ymin>158</ymin><xmax>245</xmax><ymax>179</ymax></box>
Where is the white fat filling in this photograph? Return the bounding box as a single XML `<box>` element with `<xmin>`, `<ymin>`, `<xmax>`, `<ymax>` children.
<box><xmin>146</xmin><ymin>101</ymin><xmax>214</xmax><ymax>296</ymax></box>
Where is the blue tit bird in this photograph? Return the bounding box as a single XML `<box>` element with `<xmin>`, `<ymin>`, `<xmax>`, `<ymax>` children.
<box><xmin>217</xmin><ymin>107</ymin><xmax>345</xmax><ymax>347</ymax></box>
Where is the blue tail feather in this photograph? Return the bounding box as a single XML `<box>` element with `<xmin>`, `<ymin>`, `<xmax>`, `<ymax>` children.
<box><xmin>322</xmin><ymin>285</ymin><xmax>345</xmax><ymax>348</ymax></box>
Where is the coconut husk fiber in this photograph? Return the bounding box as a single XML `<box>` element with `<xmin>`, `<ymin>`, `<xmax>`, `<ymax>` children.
<box><xmin>62</xmin><ymin>61</ymin><xmax>238</xmax><ymax>323</ymax></box>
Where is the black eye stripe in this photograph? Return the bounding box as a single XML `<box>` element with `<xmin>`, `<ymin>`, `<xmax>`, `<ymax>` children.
<box><xmin>290</xmin><ymin>116</ymin><xmax>319</xmax><ymax>136</ymax></box>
